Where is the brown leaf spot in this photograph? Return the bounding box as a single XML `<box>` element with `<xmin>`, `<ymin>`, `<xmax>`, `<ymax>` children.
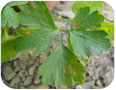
<box><xmin>24</xmin><ymin>30</ymin><xmax>31</xmax><ymax>35</ymax></box>
<box><xmin>108</xmin><ymin>29</ymin><xmax>111</xmax><ymax>32</ymax></box>
<box><xmin>63</xmin><ymin>68</ymin><xmax>67</xmax><ymax>73</ymax></box>
<box><xmin>76</xmin><ymin>60</ymin><xmax>80</xmax><ymax>64</ymax></box>
<box><xmin>74</xmin><ymin>71</ymin><xmax>77</xmax><ymax>75</ymax></box>
<box><xmin>94</xmin><ymin>28</ymin><xmax>97</xmax><ymax>30</ymax></box>
<box><xmin>70</xmin><ymin>64</ymin><xmax>74</xmax><ymax>69</ymax></box>
<box><xmin>74</xmin><ymin>21</ymin><xmax>79</xmax><ymax>28</ymax></box>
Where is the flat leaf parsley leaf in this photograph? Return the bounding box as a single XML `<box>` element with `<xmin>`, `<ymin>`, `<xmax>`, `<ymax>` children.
<box><xmin>39</xmin><ymin>44</ymin><xmax>86</xmax><ymax>88</ymax></box>
<box><xmin>19</xmin><ymin>1</ymin><xmax>57</xmax><ymax>29</ymax></box>
<box><xmin>71</xmin><ymin>7</ymin><xmax>104</xmax><ymax>30</ymax></box>
<box><xmin>69</xmin><ymin>30</ymin><xmax>111</xmax><ymax>60</ymax></box>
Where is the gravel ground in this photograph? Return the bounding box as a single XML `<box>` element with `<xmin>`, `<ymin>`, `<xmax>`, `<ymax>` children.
<box><xmin>1</xmin><ymin>1</ymin><xmax>114</xmax><ymax>89</ymax></box>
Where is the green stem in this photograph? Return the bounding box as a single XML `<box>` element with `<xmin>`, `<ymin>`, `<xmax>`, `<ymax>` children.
<box><xmin>53</xmin><ymin>17</ymin><xmax>72</xmax><ymax>22</ymax></box>
<box><xmin>59</xmin><ymin>29</ymin><xmax>70</xmax><ymax>33</ymax></box>
<box><xmin>58</xmin><ymin>32</ymin><xmax>63</xmax><ymax>47</ymax></box>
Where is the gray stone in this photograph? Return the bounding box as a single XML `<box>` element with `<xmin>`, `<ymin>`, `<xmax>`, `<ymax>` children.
<box><xmin>29</xmin><ymin>65</ymin><xmax>36</xmax><ymax>75</ymax></box>
<box><xmin>58</xmin><ymin>11</ymin><xmax>74</xmax><ymax>19</ymax></box>
<box><xmin>18</xmin><ymin>55</ymin><xmax>30</xmax><ymax>69</ymax></box>
<box><xmin>34</xmin><ymin>76</ymin><xmax>41</xmax><ymax>84</ymax></box>
<box><xmin>37</xmin><ymin>85</ymin><xmax>49</xmax><ymax>89</ymax></box>
<box><xmin>81</xmin><ymin>81</ymin><xmax>95</xmax><ymax>89</ymax></box>
<box><xmin>25</xmin><ymin>71</ymin><xmax>29</xmax><ymax>76</ymax></box>
<box><xmin>96</xmin><ymin>80</ymin><xmax>102</xmax><ymax>86</ymax></box>
<box><xmin>93</xmin><ymin>86</ymin><xmax>104</xmax><ymax>89</ymax></box>
<box><xmin>20</xmin><ymin>69</ymin><xmax>25</xmax><ymax>73</ymax></box>
<box><xmin>103</xmin><ymin>67</ymin><xmax>114</xmax><ymax>86</ymax></box>
<box><xmin>13</xmin><ymin>84</ymin><xmax>19</xmax><ymax>89</ymax></box>
<box><xmin>86</xmin><ymin>75</ymin><xmax>93</xmax><ymax>81</ymax></box>
<box><xmin>3</xmin><ymin>65</ymin><xmax>16</xmax><ymax>81</ymax></box>
<box><xmin>13</xmin><ymin>61</ymin><xmax>18</xmax><ymax>67</ymax></box>
<box><xmin>54</xmin><ymin>21</ymin><xmax>66</xmax><ymax>29</ymax></box>
<box><xmin>19</xmin><ymin>63</ymin><xmax>26</xmax><ymax>70</ymax></box>
<box><xmin>39</xmin><ymin>54</ymin><xmax>47</xmax><ymax>64</ymax></box>
<box><xmin>87</xmin><ymin>67</ymin><xmax>94</xmax><ymax>76</ymax></box>
<box><xmin>14</xmin><ymin>66</ymin><xmax>20</xmax><ymax>72</ymax></box>
<box><xmin>27</xmin><ymin>84</ymin><xmax>49</xmax><ymax>89</ymax></box>
<box><xmin>99</xmin><ymin>68</ymin><xmax>105</xmax><ymax>78</ymax></box>
<box><xmin>20</xmin><ymin>86</ymin><xmax>26</xmax><ymax>89</ymax></box>
<box><xmin>21</xmin><ymin>76</ymin><xmax>26</xmax><ymax>82</ymax></box>
<box><xmin>93</xmin><ymin>67</ymin><xmax>102</xmax><ymax>80</ymax></box>
<box><xmin>18</xmin><ymin>72</ymin><xmax>24</xmax><ymax>77</ymax></box>
<box><xmin>27</xmin><ymin>84</ymin><xmax>38</xmax><ymax>89</ymax></box>
<box><xmin>10</xmin><ymin>76</ymin><xmax>20</xmax><ymax>87</ymax></box>
<box><xmin>53</xmin><ymin>1</ymin><xmax>74</xmax><ymax>18</ymax></box>
<box><xmin>24</xmin><ymin>76</ymin><xmax>33</xmax><ymax>86</ymax></box>
<box><xmin>28</xmin><ymin>60</ymin><xmax>34</xmax><ymax>65</ymax></box>
<box><xmin>99</xmin><ymin>2</ymin><xmax>114</xmax><ymax>22</ymax></box>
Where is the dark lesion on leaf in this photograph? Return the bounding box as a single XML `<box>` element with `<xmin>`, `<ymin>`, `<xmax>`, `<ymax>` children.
<box><xmin>8</xmin><ymin>28</ymin><xmax>17</xmax><ymax>36</ymax></box>
<box><xmin>108</xmin><ymin>29</ymin><xmax>111</xmax><ymax>32</ymax></box>
<box><xmin>76</xmin><ymin>60</ymin><xmax>80</xmax><ymax>64</ymax></box>
<box><xmin>12</xmin><ymin>6</ymin><xmax>21</xmax><ymax>12</ymax></box>
<box><xmin>74</xmin><ymin>21</ymin><xmax>79</xmax><ymax>28</ymax></box>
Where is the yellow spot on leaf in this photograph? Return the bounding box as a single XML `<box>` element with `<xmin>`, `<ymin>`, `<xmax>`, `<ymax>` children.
<box><xmin>29</xmin><ymin>48</ymin><xmax>34</xmax><ymax>56</ymax></box>
<box><xmin>74</xmin><ymin>21</ymin><xmax>79</xmax><ymax>28</ymax></box>
<box><xmin>24</xmin><ymin>30</ymin><xmax>31</xmax><ymax>35</ymax></box>
<box><xmin>108</xmin><ymin>29</ymin><xmax>111</xmax><ymax>32</ymax></box>
<box><xmin>91</xmin><ymin>28</ymin><xmax>97</xmax><ymax>30</ymax></box>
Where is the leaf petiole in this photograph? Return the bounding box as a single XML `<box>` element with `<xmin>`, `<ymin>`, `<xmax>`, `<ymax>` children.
<box><xmin>59</xmin><ymin>29</ymin><xmax>70</xmax><ymax>33</ymax></box>
<box><xmin>53</xmin><ymin>17</ymin><xmax>72</xmax><ymax>22</ymax></box>
<box><xmin>58</xmin><ymin>32</ymin><xmax>63</xmax><ymax>47</ymax></box>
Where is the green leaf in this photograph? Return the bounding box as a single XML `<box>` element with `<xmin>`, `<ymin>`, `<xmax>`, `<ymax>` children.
<box><xmin>69</xmin><ymin>30</ymin><xmax>111</xmax><ymax>60</ymax></box>
<box><xmin>14</xmin><ymin>29</ymin><xmax>57</xmax><ymax>55</ymax></box>
<box><xmin>19</xmin><ymin>1</ymin><xmax>57</xmax><ymax>29</ymax></box>
<box><xmin>1</xmin><ymin>41</ymin><xmax>16</xmax><ymax>63</ymax></box>
<box><xmin>13</xmin><ymin>1</ymin><xmax>57</xmax><ymax>55</ymax></box>
<box><xmin>72</xmin><ymin>1</ymin><xmax>104</xmax><ymax>14</ymax></box>
<box><xmin>1</xmin><ymin>11</ymin><xmax>7</xmax><ymax>27</ymax></box>
<box><xmin>1</xmin><ymin>1</ymin><xmax>28</xmax><ymax>28</ymax></box>
<box><xmin>92</xmin><ymin>22</ymin><xmax>114</xmax><ymax>38</ymax></box>
<box><xmin>39</xmin><ymin>44</ymin><xmax>86</xmax><ymax>88</ymax></box>
<box><xmin>7</xmin><ymin>1</ymin><xmax>28</xmax><ymax>6</ymax></box>
<box><xmin>71</xmin><ymin>7</ymin><xmax>104</xmax><ymax>30</ymax></box>
<box><xmin>1</xmin><ymin>29</ymin><xmax>9</xmax><ymax>42</ymax></box>
<box><xmin>1</xmin><ymin>6</ymin><xmax>20</xmax><ymax>28</ymax></box>
<box><xmin>1</xmin><ymin>30</ymin><xmax>18</xmax><ymax>63</ymax></box>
